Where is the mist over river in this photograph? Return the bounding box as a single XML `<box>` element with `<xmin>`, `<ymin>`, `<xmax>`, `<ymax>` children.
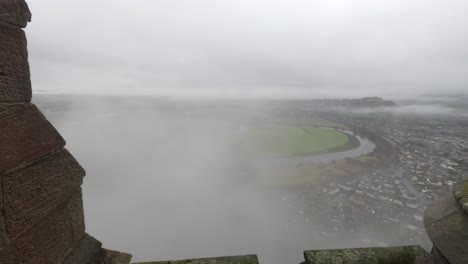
<box><xmin>38</xmin><ymin>96</ymin><xmax>415</xmax><ymax>264</ymax></box>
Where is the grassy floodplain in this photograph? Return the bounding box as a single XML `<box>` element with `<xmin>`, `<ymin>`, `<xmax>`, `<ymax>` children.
<box><xmin>237</xmin><ymin>117</ymin><xmax>351</xmax><ymax>159</ymax></box>
<box><xmin>239</xmin><ymin>125</ymin><xmax>348</xmax><ymax>158</ymax></box>
<box><xmin>235</xmin><ymin>117</ymin><xmax>381</xmax><ymax>186</ymax></box>
<box><xmin>273</xmin><ymin>117</ymin><xmax>344</xmax><ymax>128</ymax></box>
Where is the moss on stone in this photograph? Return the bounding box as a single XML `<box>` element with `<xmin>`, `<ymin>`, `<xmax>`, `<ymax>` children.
<box><xmin>133</xmin><ymin>255</ymin><xmax>259</xmax><ymax>264</ymax></box>
<box><xmin>303</xmin><ymin>246</ymin><xmax>431</xmax><ymax>264</ymax></box>
<box><xmin>453</xmin><ymin>180</ymin><xmax>468</xmax><ymax>200</ymax></box>
<box><xmin>453</xmin><ymin>180</ymin><xmax>468</xmax><ymax>214</ymax></box>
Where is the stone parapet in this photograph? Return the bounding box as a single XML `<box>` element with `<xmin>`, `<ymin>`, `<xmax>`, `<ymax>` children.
<box><xmin>303</xmin><ymin>246</ymin><xmax>432</xmax><ymax>264</ymax></box>
<box><xmin>425</xmin><ymin>180</ymin><xmax>468</xmax><ymax>264</ymax></box>
<box><xmin>134</xmin><ymin>255</ymin><xmax>259</xmax><ymax>264</ymax></box>
<box><xmin>98</xmin><ymin>248</ymin><xmax>134</xmax><ymax>264</ymax></box>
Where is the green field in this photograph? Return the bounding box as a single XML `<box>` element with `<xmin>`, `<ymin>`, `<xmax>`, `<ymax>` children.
<box><xmin>273</xmin><ymin>117</ymin><xmax>344</xmax><ymax>128</ymax></box>
<box><xmin>237</xmin><ymin>123</ymin><xmax>349</xmax><ymax>158</ymax></box>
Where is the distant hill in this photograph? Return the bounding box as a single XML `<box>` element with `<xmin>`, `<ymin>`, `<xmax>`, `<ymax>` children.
<box><xmin>341</xmin><ymin>97</ymin><xmax>397</xmax><ymax>108</ymax></box>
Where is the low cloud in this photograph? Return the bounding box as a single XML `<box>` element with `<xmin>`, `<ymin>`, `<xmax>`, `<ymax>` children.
<box><xmin>38</xmin><ymin>96</ymin><xmax>422</xmax><ymax>263</ymax></box>
<box><xmin>351</xmin><ymin>104</ymin><xmax>465</xmax><ymax>116</ymax></box>
<box><xmin>27</xmin><ymin>0</ymin><xmax>468</xmax><ymax>98</ymax></box>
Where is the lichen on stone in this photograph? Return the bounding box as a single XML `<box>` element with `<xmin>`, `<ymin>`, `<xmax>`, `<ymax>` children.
<box><xmin>453</xmin><ymin>180</ymin><xmax>468</xmax><ymax>214</ymax></box>
<box><xmin>304</xmin><ymin>246</ymin><xmax>430</xmax><ymax>264</ymax></box>
<box><xmin>134</xmin><ymin>255</ymin><xmax>259</xmax><ymax>264</ymax></box>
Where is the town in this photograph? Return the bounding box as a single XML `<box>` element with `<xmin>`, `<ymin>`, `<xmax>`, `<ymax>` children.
<box><xmin>286</xmin><ymin>108</ymin><xmax>468</xmax><ymax>251</ymax></box>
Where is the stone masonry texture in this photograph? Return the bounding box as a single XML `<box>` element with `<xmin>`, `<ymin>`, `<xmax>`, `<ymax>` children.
<box><xmin>425</xmin><ymin>191</ymin><xmax>468</xmax><ymax>264</ymax></box>
<box><xmin>2</xmin><ymin>149</ymin><xmax>85</xmax><ymax>240</ymax></box>
<box><xmin>61</xmin><ymin>234</ymin><xmax>103</xmax><ymax>264</ymax></box>
<box><xmin>0</xmin><ymin>201</ymin><xmax>79</xmax><ymax>264</ymax></box>
<box><xmin>0</xmin><ymin>0</ymin><xmax>31</xmax><ymax>28</ymax></box>
<box><xmin>67</xmin><ymin>189</ymin><xmax>87</xmax><ymax>244</ymax></box>
<box><xmin>98</xmin><ymin>249</ymin><xmax>134</xmax><ymax>264</ymax></box>
<box><xmin>0</xmin><ymin>24</ymin><xmax>31</xmax><ymax>101</ymax></box>
<box><xmin>0</xmin><ymin>180</ymin><xmax>8</xmax><ymax>249</ymax></box>
<box><xmin>304</xmin><ymin>246</ymin><xmax>432</xmax><ymax>264</ymax></box>
<box><xmin>0</xmin><ymin>103</ymin><xmax>65</xmax><ymax>173</ymax></box>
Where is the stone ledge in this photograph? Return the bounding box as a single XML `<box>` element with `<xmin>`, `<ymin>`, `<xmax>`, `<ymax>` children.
<box><xmin>0</xmin><ymin>0</ymin><xmax>31</xmax><ymax>28</ymax></box>
<box><xmin>425</xmin><ymin>195</ymin><xmax>468</xmax><ymax>264</ymax></box>
<box><xmin>303</xmin><ymin>246</ymin><xmax>431</xmax><ymax>264</ymax></box>
<box><xmin>0</xmin><ymin>103</ymin><xmax>65</xmax><ymax>173</ymax></box>
<box><xmin>134</xmin><ymin>255</ymin><xmax>259</xmax><ymax>264</ymax></box>
<box><xmin>97</xmin><ymin>248</ymin><xmax>132</xmax><ymax>264</ymax></box>
<box><xmin>61</xmin><ymin>234</ymin><xmax>103</xmax><ymax>264</ymax></box>
<box><xmin>431</xmin><ymin>248</ymin><xmax>450</xmax><ymax>264</ymax></box>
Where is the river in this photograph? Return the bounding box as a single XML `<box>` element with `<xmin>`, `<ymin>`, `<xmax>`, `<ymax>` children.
<box><xmin>252</xmin><ymin>129</ymin><xmax>376</xmax><ymax>168</ymax></box>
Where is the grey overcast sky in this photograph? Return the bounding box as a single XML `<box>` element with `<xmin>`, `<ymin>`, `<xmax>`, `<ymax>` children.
<box><xmin>27</xmin><ymin>0</ymin><xmax>468</xmax><ymax>99</ymax></box>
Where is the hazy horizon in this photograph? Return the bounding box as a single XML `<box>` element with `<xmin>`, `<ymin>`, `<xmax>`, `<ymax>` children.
<box><xmin>27</xmin><ymin>0</ymin><xmax>468</xmax><ymax>99</ymax></box>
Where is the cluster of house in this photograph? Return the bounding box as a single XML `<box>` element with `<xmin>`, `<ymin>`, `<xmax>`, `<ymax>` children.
<box><xmin>291</xmin><ymin>113</ymin><xmax>468</xmax><ymax>249</ymax></box>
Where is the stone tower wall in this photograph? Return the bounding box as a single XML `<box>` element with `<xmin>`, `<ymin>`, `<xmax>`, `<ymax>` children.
<box><xmin>0</xmin><ymin>1</ymin><xmax>131</xmax><ymax>263</ymax></box>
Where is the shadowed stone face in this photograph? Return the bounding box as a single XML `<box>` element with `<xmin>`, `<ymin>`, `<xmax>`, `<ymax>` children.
<box><xmin>425</xmin><ymin>188</ymin><xmax>468</xmax><ymax>264</ymax></box>
<box><xmin>0</xmin><ymin>104</ymin><xmax>65</xmax><ymax>172</ymax></box>
<box><xmin>61</xmin><ymin>234</ymin><xmax>102</xmax><ymax>264</ymax></box>
<box><xmin>0</xmin><ymin>0</ymin><xmax>31</xmax><ymax>28</ymax></box>
<box><xmin>0</xmin><ymin>1</ymin><xmax>132</xmax><ymax>263</ymax></box>
<box><xmin>98</xmin><ymin>249</ymin><xmax>134</xmax><ymax>264</ymax></box>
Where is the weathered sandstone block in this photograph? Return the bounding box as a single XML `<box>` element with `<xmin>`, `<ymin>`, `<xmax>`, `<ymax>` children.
<box><xmin>67</xmin><ymin>190</ymin><xmax>86</xmax><ymax>244</ymax></box>
<box><xmin>98</xmin><ymin>248</ymin><xmax>133</xmax><ymax>264</ymax></box>
<box><xmin>61</xmin><ymin>234</ymin><xmax>103</xmax><ymax>264</ymax></box>
<box><xmin>0</xmin><ymin>103</ymin><xmax>65</xmax><ymax>173</ymax></box>
<box><xmin>0</xmin><ymin>25</ymin><xmax>31</xmax><ymax>101</ymax></box>
<box><xmin>0</xmin><ymin>202</ymin><xmax>76</xmax><ymax>264</ymax></box>
<box><xmin>304</xmin><ymin>246</ymin><xmax>431</xmax><ymax>264</ymax></box>
<box><xmin>0</xmin><ymin>186</ymin><xmax>8</xmax><ymax>250</ymax></box>
<box><xmin>2</xmin><ymin>149</ymin><xmax>85</xmax><ymax>239</ymax></box>
<box><xmin>134</xmin><ymin>255</ymin><xmax>259</xmax><ymax>264</ymax></box>
<box><xmin>425</xmin><ymin>190</ymin><xmax>468</xmax><ymax>264</ymax></box>
<box><xmin>0</xmin><ymin>0</ymin><xmax>31</xmax><ymax>28</ymax></box>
